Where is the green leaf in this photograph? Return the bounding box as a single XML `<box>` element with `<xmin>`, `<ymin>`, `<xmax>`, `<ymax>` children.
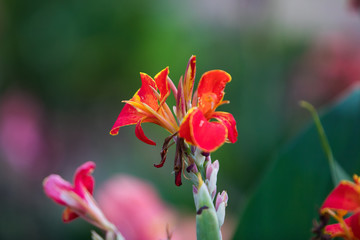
<box><xmin>234</xmin><ymin>88</ymin><xmax>360</xmax><ymax>239</ymax></box>
<box><xmin>299</xmin><ymin>100</ymin><xmax>351</xmax><ymax>185</ymax></box>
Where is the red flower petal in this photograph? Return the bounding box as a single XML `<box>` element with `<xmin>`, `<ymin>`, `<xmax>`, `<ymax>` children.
<box><xmin>349</xmin><ymin>212</ymin><xmax>360</xmax><ymax>238</ymax></box>
<box><xmin>183</xmin><ymin>55</ymin><xmax>196</xmax><ymax>104</ymax></box>
<box><xmin>180</xmin><ymin>108</ymin><xmax>227</xmax><ymax>152</ymax></box>
<box><xmin>179</xmin><ymin>108</ymin><xmax>197</xmax><ymax>146</ymax></box>
<box><xmin>154</xmin><ymin>67</ymin><xmax>170</xmax><ymax>105</ymax></box>
<box><xmin>211</xmin><ymin>111</ymin><xmax>238</xmax><ymax>143</ymax></box>
<box><xmin>74</xmin><ymin>161</ymin><xmax>96</xmax><ymax>198</ymax></box>
<box><xmin>62</xmin><ymin>207</ymin><xmax>79</xmax><ymax>222</ymax></box>
<box><xmin>197</xmin><ymin>70</ymin><xmax>231</xmax><ymax>114</ymax></box>
<box><xmin>110</xmin><ymin>103</ymin><xmax>145</xmax><ymax>135</ymax></box>
<box><xmin>110</xmin><ymin>72</ymin><xmax>159</xmax><ymax>135</ymax></box>
<box><xmin>138</xmin><ymin>73</ymin><xmax>158</xmax><ymax>110</ymax></box>
<box><xmin>324</xmin><ymin>212</ymin><xmax>360</xmax><ymax>239</ymax></box>
<box><xmin>135</xmin><ymin>119</ymin><xmax>156</xmax><ymax>146</ymax></box>
<box><xmin>321</xmin><ymin>180</ymin><xmax>360</xmax><ymax>212</ymax></box>
<box><xmin>324</xmin><ymin>222</ymin><xmax>347</xmax><ymax>238</ymax></box>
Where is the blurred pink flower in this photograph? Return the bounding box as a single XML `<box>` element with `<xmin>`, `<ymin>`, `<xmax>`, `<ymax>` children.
<box><xmin>0</xmin><ymin>90</ymin><xmax>46</xmax><ymax>172</ymax></box>
<box><xmin>43</xmin><ymin>161</ymin><xmax>98</xmax><ymax>223</ymax></box>
<box><xmin>97</xmin><ymin>175</ymin><xmax>176</xmax><ymax>240</ymax></box>
<box><xmin>171</xmin><ymin>214</ymin><xmax>235</xmax><ymax>240</ymax></box>
<box><xmin>43</xmin><ymin>161</ymin><xmax>123</xmax><ymax>239</ymax></box>
<box><xmin>97</xmin><ymin>174</ymin><xmax>235</xmax><ymax>240</ymax></box>
<box><xmin>289</xmin><ymin>33</ymin><xmax>360</xmax><ymax>108</ymax></box>
<box><xmin>349</xmin><ymin>0</ymin><xmax>360</xmax><ymax>11</ymax></box>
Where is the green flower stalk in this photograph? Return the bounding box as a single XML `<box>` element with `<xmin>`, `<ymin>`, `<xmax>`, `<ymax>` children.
<box><xmin>189</xmin><ymin>153</ymin><xmax>228</xmax><ymax>240</ymax></box>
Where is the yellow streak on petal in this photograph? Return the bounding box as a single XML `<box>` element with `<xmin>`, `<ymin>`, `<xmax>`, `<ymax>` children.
<box><xmin>125</xmin><ymin>100</ymin><xmax>177</xmax><ymax>134</ymax></box>
<box><xmin>145</xmin><ymin>85</ymin><xmax>178</xmax><ymax>130</ymax></box>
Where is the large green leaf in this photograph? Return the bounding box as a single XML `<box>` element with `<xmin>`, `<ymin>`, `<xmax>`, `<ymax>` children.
<box><xmin>299</xmin><ymin>100</ymin><xmax>351</xmax><ymax>185</ymax></box>
<box><xmin>233</xmin><ymin>88</ymin><xmax>360</xmax><ymax>240</ymax></box>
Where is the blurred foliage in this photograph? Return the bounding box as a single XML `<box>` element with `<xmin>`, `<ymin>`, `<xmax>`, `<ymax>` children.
<box><xmin>234</xmin><ymin>89</ymin><xmax>360</xmax><ymax>239</ymax></box>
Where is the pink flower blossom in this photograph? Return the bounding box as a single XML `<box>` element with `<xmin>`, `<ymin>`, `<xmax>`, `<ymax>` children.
<box><xmin>289</xmin><ymin>33</ymin><xmax>360</xmax><ymax>108</ymax></box>
<box><xmin>43</xmin><ymin>161</ymin><xmax>120</xmax><ymax>236</ymax></box>
<box><xmin>97</xmin><ymin>175</ymin><xmax>176</xmax><ymax>240</ymax></box>
<box><xmin>0</xmin><ymin>90</ymin><xmax>46</xmax><ymax>172</ymax></box>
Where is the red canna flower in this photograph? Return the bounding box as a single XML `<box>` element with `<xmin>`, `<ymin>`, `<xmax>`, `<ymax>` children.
<box><xmin>318</xmin><ymin>174</ymin><xmax>360</xmax><ymax>239</ymax></box>
<box><xmin>178</xmin><ymin>69</ymin><xmax>237</xmax><ymax>152</ymax></box>
<box><xmin>43</xmin><ymin>161</ymin><xmax>120</xmax><ymax>236</ymax></box>
<box><xmin>110</xmin><ymin>56</ymin><xmax>238</xmax><ymax>186</ymax></box>
<box><xmin>110</xmin><ymin>67</ymin><xmax>178</xmax><ymax>146</ymax></box>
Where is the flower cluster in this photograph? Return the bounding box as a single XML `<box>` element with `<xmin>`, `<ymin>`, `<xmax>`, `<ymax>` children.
<box><xmin>43</xmin><ymin>161</ymin><xmax>124</xmax><ymax>240</ymax></box>
<box><xmin>315</xmin><ymin>174</ymin><xmax>360</xmax><ymax>239</ymax></box>
<box><xmin>110</xmin><ymin>56</ymin><xmax>238</xmax><ymax>186</ymax></box>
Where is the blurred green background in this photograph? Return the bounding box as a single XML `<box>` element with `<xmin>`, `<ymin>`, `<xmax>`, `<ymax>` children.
<box><xmin>1</xmin><ymin>0</ymin><xmax>360</xmax><ymax>239</ymax></box>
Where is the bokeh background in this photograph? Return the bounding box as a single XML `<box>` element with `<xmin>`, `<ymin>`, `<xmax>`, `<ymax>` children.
<box><xmin>1</xmin><ymin>0</ymin><xmax>360</xmax><ymax>239</ymax></box>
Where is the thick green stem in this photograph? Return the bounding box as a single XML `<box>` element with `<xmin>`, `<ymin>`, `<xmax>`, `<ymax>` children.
<box><xmin>192</xmin><ymin>153</ymin><xmax>223</xmax><ymax>240</ymax></box>
<box><xmin>195</xmin><ymin>178</ymin><xmax>222</xmax><ymax>240</ymax></box>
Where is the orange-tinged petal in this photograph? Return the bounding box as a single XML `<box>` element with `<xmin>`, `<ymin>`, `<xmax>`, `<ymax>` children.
<box><xmin>125</xmin><ymin>99</ymin><xmax>178</xmax><ymax>134</ymax></box>
<box><xmin>110</xmin><ymin>73</ymin><xmax>159</xmax><ymax>136</ymax></box>
<box><xmin>179</xmin><ymin>108</ymin><xmax>197</xmax><ymax>146</ymax></box>
<box><xmin>154</xmin><ymin>67</ymin><xmax>170</xmax><ymax>105</ymax></box>
<box><xmin>211</xmin><ymin>111</ymin><xmax>238</xmax><ymax>143</ymax></box>
<box><xmin>135</xmin><ymin>119</ymin><xmax>156</xmax><ymax>146</ymax></box>
<box><xmin>321</xmin><ymin>181</ymin><xmax>360</xmax><ymax>212</ymax></box>
<box><xmin>197</xmin><ymin>70</ymin><xmax>231</xmax><ymax>114</ymax></box>
<box><xmin>110</xmin><ymin>103</ymin><xmax>145</xmax><ymax>135</ymax></box>
<box><xmin>138</xmin><ymin>73</ymin><xmax>158</xmax><ymax>110</ymax></box>
<box><xmin>180</xmin><ymin>108</ymin><xmax>227</xmax><ymax>152</ymax></box>
<box><xmin>62</xmin><ymin>207</ymin><xmax>79</xmax><ymax>222</ymax></box>
<box><xmin>183</xmin><ymin>55</ymin><xmax>196</xmax><ymax>105</ymax></box>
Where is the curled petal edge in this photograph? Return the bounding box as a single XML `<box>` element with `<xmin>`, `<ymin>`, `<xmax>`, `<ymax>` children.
<box><xmin>74</xmin><ymin>161</ymin><xmax>96</xmax><ymax>198</ymax></box>
<box><xmin>197</xmin><ymin>70</ymin><xmax>232</xmax><ymax>113</ymax></box>
<box><xmin>135</xmin><ymin>119</ymin><xmax>156</xmax><ymax>146</ymax></box>
<box><xmin>211</xmin><ymin>111</ymin><xmax>238</xmax><ymax>143</ymax></box>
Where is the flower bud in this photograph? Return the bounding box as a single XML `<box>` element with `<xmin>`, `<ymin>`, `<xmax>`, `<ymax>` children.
<box><xmin>215</xmin><ymin>191</ymin><xmax>228</xmax><ymax>228</ymax></box>
<box><xmin>205</xmin><ymin>160</ymin><xmax>219</xmax><ymax>200</ymax></box>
